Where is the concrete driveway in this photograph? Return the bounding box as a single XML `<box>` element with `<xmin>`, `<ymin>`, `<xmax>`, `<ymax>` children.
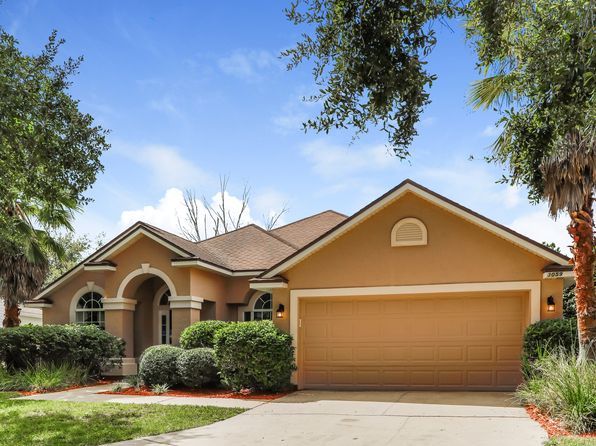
<box><xmin>108</xmin><ymin>390</ymin><xmax>547</xmax><ymax>446</ymax></box>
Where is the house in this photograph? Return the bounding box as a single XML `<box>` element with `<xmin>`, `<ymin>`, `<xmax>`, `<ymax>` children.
<box><xmin>25</xmin><ymin>179</ymin><xmax>573</xmax><ymax>390</ymax></box>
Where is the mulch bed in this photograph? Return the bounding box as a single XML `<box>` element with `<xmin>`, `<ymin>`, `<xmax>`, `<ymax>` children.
<box><xmin>100</xmin><ymin>386</ymin><xmax>290</xmax><ymax>400</ymax></box>
<box><xmin>18</xmin><ymin>379</ymin><xmax>115</xmax><ymax>396</ymax></box>
<box><xmin>526</xmin><ymin>405</ymin><xmax>596</xmax><ymax>438</ymax></box>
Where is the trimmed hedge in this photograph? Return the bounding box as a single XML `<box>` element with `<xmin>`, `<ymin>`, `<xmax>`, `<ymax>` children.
<box><xmin>138</xmin><ymin>345</ymin><xmax>183</xmax><ymax>386</ymax></box>
<box><xmin>180</xmin><ymin>320</ymin><xmax>228</xmax><ymax>349</ymax></box>
<box><xmin>176</xmin><ymin>348</ymin><xmax>218</xmax><ymax>388</ymax></box>
<box><xmin>0</xmin><ymin>324</ymin><xmax>124</xmax><ymax>376</ymax></box>
<box><xmin>214</xmin><ymin>321</ymin><xmax>296</xmax><ymax>392</ymax></box>
<box><xmin>522</xmin><ymin>318</ymin><xmax>578</xmax><ymax>377</ymax></box>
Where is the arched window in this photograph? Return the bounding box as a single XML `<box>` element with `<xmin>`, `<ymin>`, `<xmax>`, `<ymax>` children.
<box><xmin>251</xmin><ymin>293</ymin><xmax>272</xmax><ymax>321</ymax></box>
<box><xmin>158</xmin><ymin>289</ymin><xmax>172</xmax><ymax>344</ymax></box>
<box><xmin>75</xmin><ymin>291</ymin><xmax>105</xmax><ymax>328</ymax></box>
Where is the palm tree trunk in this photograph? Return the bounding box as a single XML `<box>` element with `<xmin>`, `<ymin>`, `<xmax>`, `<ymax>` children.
<box><xmin>568</xmin><ymin>193</ymin><xmax>596</xmax><ymax>358</ymax></box>
<box><xmin>2</xmin><ymin>300</ymin><xmax>21</xmax><ymax>328</ymax></box>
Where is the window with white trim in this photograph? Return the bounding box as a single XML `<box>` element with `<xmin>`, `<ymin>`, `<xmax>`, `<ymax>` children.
<box><xmin>243</xmin><ymin>293</ymin><xmax>272</xmax><ymax>321</ymax></box>
<box><xmin>75</xmin><ymin>291</ymin><xmax>105</xmax><ymax>328</ymax></box>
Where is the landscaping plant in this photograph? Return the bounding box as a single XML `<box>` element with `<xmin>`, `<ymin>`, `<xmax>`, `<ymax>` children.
<box><xmin>138</xmin><ymin>345</ymin><xmax>183</xmax><ymax>387</ymax></box>
<box><xmin>517</xmin><ymin>351</ymin><xmax>596</xmax><ymax>434</ymax></box>
<box><xmin>0</xmin><ymin>324</ymin><xmax>124</xmax><ymax>375</ymax></box>
<box><xmin>214</xmin><ymin>320</ymin><xmax>296</xmax><ymax>392</ymax></box>
<box><xmin>176</xmin><ymin>348</ymin><xmax>219</xmax><ymax>388</ymax></box>
<box><xmin>179</xmin><ymin>320</ymin><xmax>228</xmax><ymax>349</ymax></box>
<box><xmin>0</xmin><ymin>363</ymin><xmax>89</xmax><ymax>392</ymax></box>
<box><xmin>151</xmin><ymin>383</ymin><xmax>170</xmax><ymax>395</ymax></box>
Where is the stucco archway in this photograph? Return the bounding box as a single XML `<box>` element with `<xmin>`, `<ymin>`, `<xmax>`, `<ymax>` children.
<box><xmin>116</xmin><ymin>263</ymin><xmax>178</xmax><ymax>299</ymax></box>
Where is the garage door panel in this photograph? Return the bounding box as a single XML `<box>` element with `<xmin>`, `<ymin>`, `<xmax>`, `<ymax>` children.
<box><xmin>300</xmin><ymin>293</ymin><xmax>527</xmax><ymax>390</ymax></box>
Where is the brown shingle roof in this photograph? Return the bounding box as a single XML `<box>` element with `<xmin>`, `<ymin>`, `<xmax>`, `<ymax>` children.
<box><xmin>270</xmin><ymin>210</ymin><xmax>347</xmax><ymax>249</ymax></box>
<box><xmin>194</xmin><ymin>224</ymin><xmax>296</xmax><ymax>271</ymax></box>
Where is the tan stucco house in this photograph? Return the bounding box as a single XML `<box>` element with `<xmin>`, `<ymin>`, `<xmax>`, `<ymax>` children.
<box><xmin>26</xmin><ymin>180</ymin><xmax>573</xmax><ymax>390</ymax></box>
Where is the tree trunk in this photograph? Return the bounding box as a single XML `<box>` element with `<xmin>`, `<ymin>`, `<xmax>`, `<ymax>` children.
<box><xmin>3</xmin><ymin>300</ymin><xmax>21</xmax><ymax>328</ymax></box>
<box><xmin>568</xmin><ymin>194</ymin><xmax>596</xmax><ymax>358</ymax></box>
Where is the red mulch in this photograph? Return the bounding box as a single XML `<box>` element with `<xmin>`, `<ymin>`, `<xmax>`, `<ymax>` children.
<box><xmin>100</xmin><ymin>386</ymin><xmax>290</xmax><ymax>400</ymax></box>
<box><xmin>18</xmin><ymin>379</ymin><xmax>114</xmax><ymax>396</ymax></box>
<box><xmin>526</xmin><ymin>405</ymin><xmax>596</xmax><ymax>438</ymax></box>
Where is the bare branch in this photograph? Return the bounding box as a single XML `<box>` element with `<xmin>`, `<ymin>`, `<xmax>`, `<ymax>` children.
<box><xmin>263</xmin><ymin>203</ymin><xmax>289</xmax><ymax>230</ymax></box>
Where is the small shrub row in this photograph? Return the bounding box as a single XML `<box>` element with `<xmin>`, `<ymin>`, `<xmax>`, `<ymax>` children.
<box><xmin>139</xmin><ymin>320</ymin><xmax>296</xmax><ymax>392</ymax></box>
<box><xmin>0</xmin><ymin>363</ymin><xmax>90</xmax><ymax>392</ymax></box>
<box><xmin>139</xmin><ymin>346</ymin><xmax>218</xmax><ymax>388</ymax></box>
<box><xmin>0</xmin><ymin>324</ymin><xmax>125</xmax><ymax>376</ymax></box>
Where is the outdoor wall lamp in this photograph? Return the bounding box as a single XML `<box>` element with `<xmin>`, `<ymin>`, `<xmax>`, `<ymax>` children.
<box><xmin>546</xmin><ymin>296</ymin><xmax>556</xmax><ymax>312</ymax></box>
<box><xmin>276</xmin><ymin>304</ymin><xmax>285</xmax><ymax>318</ymax></box>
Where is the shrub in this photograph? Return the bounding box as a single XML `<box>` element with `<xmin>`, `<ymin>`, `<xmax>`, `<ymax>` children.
<box><xmin>0</xmin><ymin>324</ymin><xmax>124</xmax><ymax>376</ymax></box>
<box><xmin>180</xmin><ymin>320</ymin><xmax>229</xmax><ymax>349</ymax></box>
<box><xmin>517</xmin><ymin>351</ymin><xmax>596</xmax><ymax>434</ymax></box>
<box><xmin>522</xmin><ymin>318</ymin><xmax>578</xmax><ymax>377</ymax></box>
<box><xmin>176</xmin><ymin>348</ymin><xmax>218</xmax><ymax>388</ymax></box>
<box><xmin>0</xmin><ymin>363</ymin><xmax>89</xmax><ymax>392</ymax></box>
<box><xmin>214</xmin><ymin>321</ymin><xmax>296</xmax><ymax>392</ymax></box>
<box><xmin>138</xmin><ymin>345</ymin><xmax>183</xmax><ymax>387</ymax></box>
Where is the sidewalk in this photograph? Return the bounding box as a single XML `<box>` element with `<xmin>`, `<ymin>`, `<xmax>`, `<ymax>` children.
<box><xmin>16</xmin><ymin>384</ymin><xmax>265</xmax><ymax>409</ymax></box>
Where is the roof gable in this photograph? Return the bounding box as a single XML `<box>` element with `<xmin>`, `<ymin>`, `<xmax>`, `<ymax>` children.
<box><xmin>260</xmin><ymin>179</ymin><xmax>569</xmax><ymax>278</ymax></box>
<box><xmin>270</xmin><ymin>210</ymin><xmax>347</xmax><ymax>248</ymax></box>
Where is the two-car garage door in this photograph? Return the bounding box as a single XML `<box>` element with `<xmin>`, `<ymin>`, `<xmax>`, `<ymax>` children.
<box><xmin>299</xmin><ymin>292</ymin><xmax>528</xmax><ymax>390</ymax></box>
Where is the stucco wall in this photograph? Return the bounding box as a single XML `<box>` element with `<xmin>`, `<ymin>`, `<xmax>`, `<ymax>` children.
<box><xmin>272</xmin><ymin>192</ymin><xmax>564</xmax><ymax>331</ymax></box>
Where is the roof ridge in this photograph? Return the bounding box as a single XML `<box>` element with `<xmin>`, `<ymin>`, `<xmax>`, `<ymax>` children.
<box><xmin>250</xmin><ymin>223</ymin><xmax>300</xmax><ymax>250</ymax></box>
<box><xmin>196</xmin><ymin>223</ymin><xmax>264</xmax><ymax>245</ymax></box>
<box><xmin>270</xmin><ymin>209</ymin><xmax>347</xmax><ymax>232</ymax></box>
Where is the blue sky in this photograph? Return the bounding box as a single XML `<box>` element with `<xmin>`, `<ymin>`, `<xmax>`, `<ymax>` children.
<box><xmin>1</xmin><ymin>0</ymin><xmax>570</xmax><ymax>252</ymax></box>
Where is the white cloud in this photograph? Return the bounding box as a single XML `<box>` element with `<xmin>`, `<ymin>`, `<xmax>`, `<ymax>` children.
<box><xmin>301</xmin><ymin>140</ymin><xmax>398</xmax><ymax>178</ymax></box>
<box><xmin>510</xmin><ymin>208</ymin><xmax>571</xmax><ymax>255</ymax></box>
<box><xmin>118</xmin><ymin>144</ymin><xmax>209</xmax><ymax>190</ymax></box>
<box><xmin>481</xmin><ymin>124</ymin><xmax>502</xmax><ymax>137</ymax></box>
<box><xmin>118</xmin><ymin>188</ymin><xmax>259</xmax><ymax>239</ymax></box>
<box><xmin>149</xmin><ymin>96</ymin><xmax>183</xmax><ymax>118</ymax></box>
<box><xmin>217</xmin><ymin>49</ymin><xmax>279</xmax><ymax>81</ymax></box>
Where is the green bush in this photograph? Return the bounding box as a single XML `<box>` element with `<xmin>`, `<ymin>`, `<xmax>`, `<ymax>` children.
<box><xmin>180</xmin><ymin>320</ymin><xmax>229</xmax><ymax>349</ymax></box>
<box><xmin>214</xmin><ymin>321</ymin><xmax>296</xmax><ymax>392</ymax></box>
<box><xmin>138</xmin><ymin>345</ymin><xmax>183</xmax><ymax>387</ymax></box>
<box><xmin>517</xmin><ymin>351</ymin><xmax>596</xmax><ymax>434</ymax></box>
<box><xmin>0</xmin><ymin>324</ymin><xmax>124</xmax><ymax>376</ymax></box>
<box><xmin>176</xmin><ymin>348</ymin><xmax>218</xmax><ymax>388</ymax></box>
<box><xmin>522</xmin><ymin>318</ymin><xmax>578</xmax><ymax>377</ymax></box>
<box><xmin>0</xmin><ymin>363</ymin><xmax>89</xmax><ymax>392</ymax></box>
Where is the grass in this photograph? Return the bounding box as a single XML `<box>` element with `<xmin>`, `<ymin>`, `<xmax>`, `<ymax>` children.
<box><xmin>545</xmin><ymin>437</ymin><xmax>596</xmax><ymax>445</ymax></box>
<box><xmin>0</xmin><ymin>392</ymin><xmax>244</xmax><ymax>446</ymax></box>
<box><xmin>517</xmin><ymin>351</ymin><xmax>596</xmax><ymax>434</ymax></box>
<box><xmin>0</xmin><ymin>364</ymin><xmax>89</xmax><ymax>392</ymax></box>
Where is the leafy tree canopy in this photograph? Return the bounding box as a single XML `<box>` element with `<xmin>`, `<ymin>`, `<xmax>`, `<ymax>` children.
<box><xmin>283</xmin><ymin>0</ymin><xmax>460</xmax><ymax>158</ymax></box>
<box><xmin>466</xmin><ymin>0</ymin><xmax>595</xmax><ymax>204</ymax></box>
<box><xmin>0</xmin><ymin>30</ymin><xmax>109</xmax><ymax>251</ymax></box>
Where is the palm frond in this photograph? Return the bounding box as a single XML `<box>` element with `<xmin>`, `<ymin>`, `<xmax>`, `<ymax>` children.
<box><xmin>541</xmin><ymin>130</ymin><xmax>596</xmax><ymax>217</ymax></box>
<box><xmin>469</xmin><ymin>74</ymin><xmax>514</xmax><ymax>110</ymax></box>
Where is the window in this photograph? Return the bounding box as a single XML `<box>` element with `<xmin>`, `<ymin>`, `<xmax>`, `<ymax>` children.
<box><xmin>245</xmin><ymin>293</ymin><xmax>272</xmax><ymax>321</ymax></box>
<box><xmin>158</xmin><ymin>290</ymin><xmax>172</xmax><ymax>344</ymax></box>
<box><xmin>75</xmin><ymin>291</ymin><xmax>105</xmax><ymax>328</ymax></box>
<box><xmin>391</xmin><ymin>217</ymin><xmax>428</xmax><ymax>247</ymax></box>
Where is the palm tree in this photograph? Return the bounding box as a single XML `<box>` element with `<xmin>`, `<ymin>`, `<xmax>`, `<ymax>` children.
<box><xmin>541</xmin><ymin>131</ymin><xmax>596</xmax><ymax>356</ymax></box>
<box><xmin>471</xmin><ymin>78</ymin><xmax>596</xmax><ymax>357</ymax></box>
<box><xmin>0</xmin><ymin>197</ymin><xmax>75</xmax><ymax>327</ymax></box>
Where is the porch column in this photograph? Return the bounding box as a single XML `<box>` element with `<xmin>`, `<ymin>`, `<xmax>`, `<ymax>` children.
<box><xmin>169</xmin><ymin>296</ymin><xmax>203</xmax><ymax>345</ymax></box>
<box><xmin>103</xmin><ymin>297</ymin><xmax>137</xmax><ymax>375</ymax></box>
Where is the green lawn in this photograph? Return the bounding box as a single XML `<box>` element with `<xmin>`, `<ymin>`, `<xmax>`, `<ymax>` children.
<box><xmin>545</xmin><ymin>437</ymin><xmax>596</xmax><ymax>445</ymax></box>
<box><xmin>0</xmin><ymin>392</ymin><xmax>244</xmax><ymax>446</ymax></box>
